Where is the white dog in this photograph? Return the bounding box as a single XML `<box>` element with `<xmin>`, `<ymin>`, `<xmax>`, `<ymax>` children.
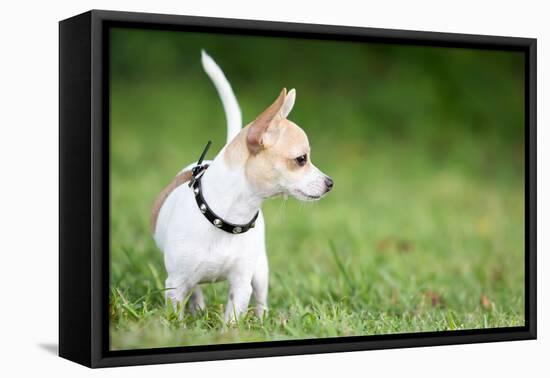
<box><xmin>151</xmin><ymin>51</ymin><xmax>333</xmax><ymax>322</ymax></box>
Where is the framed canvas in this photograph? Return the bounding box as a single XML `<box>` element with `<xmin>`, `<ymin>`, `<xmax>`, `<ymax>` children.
<box><xmin>59</xmin><ymin>10</ymin><xmax>537</xmax><ymax>368</ymax></box>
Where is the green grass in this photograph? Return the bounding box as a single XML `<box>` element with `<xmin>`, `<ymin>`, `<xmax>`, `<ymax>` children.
<box><xmin>109</xmin><ymin>31</ymin><xmax>525</xmax><ymax>350</ymax></box>
<box><xmin>109</xmin><ymin>86</ymin><xmax>525</xmax><ymax>350</ymax></box>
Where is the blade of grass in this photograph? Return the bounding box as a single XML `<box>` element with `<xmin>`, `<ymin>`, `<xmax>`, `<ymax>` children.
<box><xmin>329</xmin><ymin>240</ymin><xmax>355</xmax><ymax>295</ymax></box>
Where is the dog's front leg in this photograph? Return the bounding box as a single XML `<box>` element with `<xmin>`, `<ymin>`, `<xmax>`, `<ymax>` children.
<box><xmin>252</xmin><ymin>250</ymin><xmax>269</xmax><ymax>319</ymax></box>
<box><xmin>224</xmin><ymin>277</ymin><xmax>253</xmax><ymax>323</ymax></box>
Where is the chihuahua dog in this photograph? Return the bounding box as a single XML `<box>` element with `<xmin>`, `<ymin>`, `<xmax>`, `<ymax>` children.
<box><xmin>151</xmin><ymin>51</ymin><xmax>333</xmax><ymax>322</ymax></box>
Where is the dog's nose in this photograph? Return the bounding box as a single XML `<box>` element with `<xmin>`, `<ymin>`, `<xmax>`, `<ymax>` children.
<box><xmin>325</xmin><ymin>176</ymin><xmax>334</xmax><ymax>191</ymax></box>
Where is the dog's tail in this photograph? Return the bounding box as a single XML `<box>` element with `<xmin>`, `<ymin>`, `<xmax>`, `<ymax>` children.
<box><xmin>201</xmin><ymin>50</ymin><xmax>242</xmax><ymax>144</ymax></box>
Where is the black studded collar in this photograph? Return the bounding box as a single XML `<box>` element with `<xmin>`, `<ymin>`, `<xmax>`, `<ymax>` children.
<box><xmin>189</xmin><ymin>141</ymin><xmax>259</xmax><ymax>235</ymax></box>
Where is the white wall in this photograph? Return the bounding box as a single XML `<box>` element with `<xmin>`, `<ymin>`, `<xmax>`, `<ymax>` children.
<box><xmin>0</xmin><ymin>0</ymin><xmax>546</xmax><ymax>376</ymax></box>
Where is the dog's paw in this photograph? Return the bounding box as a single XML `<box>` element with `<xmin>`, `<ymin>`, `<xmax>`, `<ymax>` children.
<box><xmin>255</xmin><ymin>306</ymin><xmax>268</xmax><ymax>321</ymax></box>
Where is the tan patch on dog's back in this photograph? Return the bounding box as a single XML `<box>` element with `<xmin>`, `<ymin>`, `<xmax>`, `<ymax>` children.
<box><xmin>150</xmin><ymin>170</ymin><xmax>193</xmax><ymax>233</ymax></box>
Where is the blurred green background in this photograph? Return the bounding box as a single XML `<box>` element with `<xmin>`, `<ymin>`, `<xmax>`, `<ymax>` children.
<box><xmin>109</xmin><ymin>28</ymin><xmax>525</xmax><ymax>350</ymax></box>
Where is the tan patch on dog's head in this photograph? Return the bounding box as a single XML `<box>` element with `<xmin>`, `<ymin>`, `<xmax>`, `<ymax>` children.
<box><xmin>245</xmin><ymin>118</ymin><xmax>311</xmax><ymax>195</ymax></box>
<box><xmin>224</xmin><ymin>88</ymin><xmax>290</xmax><ymax>168</ymax></box>
<box><xmin>225</xmin><ymin>87</ymin><xmax>332</xmax><ymax>200</ymax></box>
<box><xmin>246</xmin><ymin>88</ymin><xmax>287</xmax><ymax>155</ymax></box>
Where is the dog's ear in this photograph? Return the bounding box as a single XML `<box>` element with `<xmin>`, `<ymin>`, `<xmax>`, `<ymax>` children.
<box><xmin>247</xmin><ymin>88</ymin><xmax>287</xmax><ymax>154</ymax></box>
<box><xmin>281</xmin><ymin>88</ymin><xmax>296</xmax><ymax>119</ymax></box>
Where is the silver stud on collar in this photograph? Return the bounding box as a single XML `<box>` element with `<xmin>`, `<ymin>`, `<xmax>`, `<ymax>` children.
<box><xmin>233</xmin><ymin>226</ymin><xmax>242</xmax><ymax>234</ymax></box>
<box><xmin>250</xmin><ymin>222</ymin><xmax>256</xmax><ymax>228</ymax></box>
<box><xmin>193</xmin><ymin>187</ymin><xmax>199</xmax><ymax>196</ymax></box>
<box><xmin>199</xmin><ymin>204</ymin><xmax>207</xmax><ymax>213</ymax></box>
<box><xmin>213</xmin><ymin>219</ymin><xmax>222</xmax><ymax>227</ymax></box>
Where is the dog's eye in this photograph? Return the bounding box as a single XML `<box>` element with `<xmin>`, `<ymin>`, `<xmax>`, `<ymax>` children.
<box><xmin>295</xmin><ymin>154</ymin><xmax>308</xmax><ymax>167</ymax></box>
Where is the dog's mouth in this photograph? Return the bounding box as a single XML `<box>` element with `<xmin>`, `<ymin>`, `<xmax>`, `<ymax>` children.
<box><xmin>294</xmin><ymin>190</ymin><xmax>322</xmax><ymax>201</ymax></box>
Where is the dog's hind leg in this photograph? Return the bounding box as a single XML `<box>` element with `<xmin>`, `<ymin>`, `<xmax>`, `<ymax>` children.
<box><xmin>252</xmin><ymin>250</ymin><xmax>269</xmax><ymax>319</ymax></box>
<box><xmin>188</xmin><ymin>285</ymin><xmax>206</xmax><ymax>315</ymax></box>
<box><xmin>165</xmin><ymin>275</ymin><xmax>192</xmax><ymax>320</ymax></box>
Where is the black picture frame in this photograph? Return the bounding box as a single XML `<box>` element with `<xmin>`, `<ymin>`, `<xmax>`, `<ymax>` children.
<box><xmin>59</xmin><ymin>9</ymin><xmax>537</xmax><ymax>368</ymax></box>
